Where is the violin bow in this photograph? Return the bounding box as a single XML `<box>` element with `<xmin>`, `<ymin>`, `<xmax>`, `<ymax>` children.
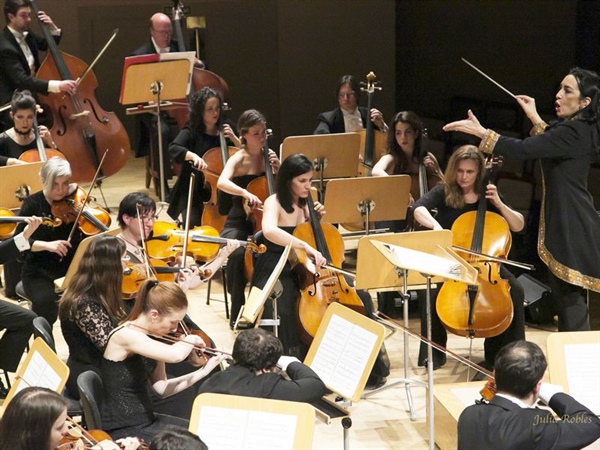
<box><xmin>180</xmin><ymin>172</ymin><xmax>196</xmax><ymax>269</ymax></box>
<box><xmin>66</xmin><ymin>149</ymin><xmax>108</xmax><ymax>243</ymax></box>
<box><xmin>136</xmin><ymin>203</ymin><xmax>157</xmax><ymax>280</ymax></box>
<box><xmin>374</xmin><ymin>311</ymin><xmax>494</xmax><ymax>379</ymax></box>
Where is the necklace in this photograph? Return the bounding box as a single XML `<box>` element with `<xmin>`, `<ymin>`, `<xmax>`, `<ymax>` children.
<box><xmin>118</xmin><ymin>234</ymin><xmax>142</xmax><ymax>256</ymax></box>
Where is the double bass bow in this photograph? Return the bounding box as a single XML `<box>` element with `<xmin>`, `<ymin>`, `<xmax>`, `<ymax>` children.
<box><xmin>293</xmin><ymin>194</ymin><xmax>365</xmax><ymax>345</ymax></box>
<box><xmin>31</xmin><ymin>0</ymin><xmax>129</xmax><ymax>182</ymax></box>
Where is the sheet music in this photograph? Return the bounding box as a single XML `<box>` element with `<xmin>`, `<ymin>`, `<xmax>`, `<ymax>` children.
<box><xmin>564</xmin><ymin>343</ymin><xmax>600</xmax><ymax>412</ymax></box>
<box><xmin>196</xmin><ymin>406</ymin><xmax>297</xmax><ymax>450</ymax></box>
<box><xmin>16</xmin><ymin>351</ymin><xmax>61</xmax><ymax>393</ymax></box>
<box><xmin>382</xmin><ymin>243</ymin><xmax>462</xmax><ymax>277</ymax></box>
<box><xmin>309</xmin><ymin>314</ymin><xmax>378</xmax><ymax>399</ymax></box>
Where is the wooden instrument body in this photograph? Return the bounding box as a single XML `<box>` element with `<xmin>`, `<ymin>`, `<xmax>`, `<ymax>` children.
<box><xmin>146</xmin><ymin>221</ymin><xmax>220</xmax><ymax>262</ymax></box>
<box><xmin>200</xmin><ymin>145</ymin><xmax>239</xmax><ymax>231</ymax></box>
<box><xmin>437</xmin><ymin>210</ymin><xmax>514</xmax><ymax>338</ymax></box>
<box><xmin>293</xmin><ymin>206</ymin><xmax>365</xmax><ymax>345</ymax></box>
<box><xmin>37</xmin><ymin>52</ymin><xmax>129</xmax><ymax>182</ymax></box>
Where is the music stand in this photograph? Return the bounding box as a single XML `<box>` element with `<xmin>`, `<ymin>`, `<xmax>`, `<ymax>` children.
<box><xmin>120</xmin><ymin>52</ymin><xmax>195</xmax><ymax>202</ymax></box>
<box><xmin>234</xmin><ymin>243</ymin><xmax>292</xmax><ymax>333</ymax></box>
<box><xmin>323</xmin><ymin>175</ymin><xmax>411</xmax><ymax>234</ymax></box>
<box><xmin>281</xmin><ymin>133</ymin><xmax>360</xmax><ymax>199</ymax></box>
<box><xmin>0</xmin><ymin>162</ymin><xmax>43</xmax><ymax>209</ymax></box>
<box><xmin>357</xmin><ymin>232</ymin><xmax>477</xmax><ymax>450</ymax></box>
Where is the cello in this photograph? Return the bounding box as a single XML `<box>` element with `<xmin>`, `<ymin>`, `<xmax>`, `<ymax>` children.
<box><xmin>436</xmin><ymin>156</ymin><xmax>514</xmax><ymax>338</ymax></box>
<box><xmin>293</xmin><ymin>194</ymin><xmax>365</xmax><ymax>345</ymax></box>
<box><xmin>170</xmin><ymin>0</ymin><xmax>230</xmax><ymax>128</ymax></box>
<box><xmin>18</xmin><ymin>114</ymin><xmax>66</xmax><ymax>162</ymax></box>
<box><xmin>31</xmin><ymin>0</ymin><xmax>129</xmax><ymax>182</ymax></box>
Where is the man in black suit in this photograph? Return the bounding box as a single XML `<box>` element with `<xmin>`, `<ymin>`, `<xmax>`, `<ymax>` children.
<box><xmin>314</xmin><ymin>74</ymin><xmax>387</xmax><ymax>135</ymax></box>
<box><xmin>458</xmin><ymin>340</ymin><xmax>600</xmax><ymax>450</ymax></box>
<box><xmin>0</xmin><ymin>0</ymin><xmax>77</xmax><ymax>129</ymax></box>
<box><xmin>0</xmin><ymin>216</ymin><xmax>41</xmax><ymax>398</ymax></box>
<box><xmin>198</xmin><ymin>328</ymin><xmax>326</xmax><ymax>403</ymax></box>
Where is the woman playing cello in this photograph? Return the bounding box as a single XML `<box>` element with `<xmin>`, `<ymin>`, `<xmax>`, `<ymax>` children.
<box><xmin>251</xmin><ymin>153</ymin><xmax>326</xmax><ymax>357</ymax></box>
<box><xmin>167</xmin><ymin>87</ymin><xmax>240</xmax><ymax>227</ymax></box>
<box><xmin>0</xmin><ymin>90</ymin><xmax>58</xmax><ymax>166</ymax></box>
<box><xmin>443</xmin><ymin>67</ymin><xmax>600</xmax><ymax>332</ymax></box>
<box><xmin>412</xmin><ymin>145</ymin><xmax>525</xmax><ymax>369</ymax></box>
<box><xmin>217</xmin><ymin>109</ymin><xmax>280</xmax><ymax>328</ymax></box>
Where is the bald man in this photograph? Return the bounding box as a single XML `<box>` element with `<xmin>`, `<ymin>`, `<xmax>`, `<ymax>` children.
<box><xmin>130</xmin><ymin>13</ymin><xmax>205</xmax><ymax>196</ymax></box>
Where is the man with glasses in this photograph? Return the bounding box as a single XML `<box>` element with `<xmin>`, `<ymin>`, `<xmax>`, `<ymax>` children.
<box><xmin>314</xmin><ymin>74</ymin><xmax>387</xmax><ymax>134</ymax></box>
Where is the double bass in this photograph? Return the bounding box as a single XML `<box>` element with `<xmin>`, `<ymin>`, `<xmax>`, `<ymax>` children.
<box><xmin>293</xmin><ymin>194</ymin><xmax>365</xmax><ymax>345</ymax></box>
<box><xmin>31</xmin><ymin>0</ymin><xmax>129</xmax><ymax>182</ymax></box>
<box><xmin>436</xmin><ymin>157</ymin><xmax>513</xmax><ymax>338</ymax></box>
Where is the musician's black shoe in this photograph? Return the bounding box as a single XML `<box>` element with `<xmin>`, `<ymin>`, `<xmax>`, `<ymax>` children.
<box><xmin>365</xmin><ymin>376</ymin><xmax>387</xmax><ymax>390</ymax></box>
<box><xmin>0</xmin><ymin>379</ymin><xmax>8</xmax><ymax>399</ymax></box>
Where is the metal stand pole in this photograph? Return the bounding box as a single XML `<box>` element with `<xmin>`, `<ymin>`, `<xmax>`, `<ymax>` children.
<box><xmin>150</xmin><ymin>81</ymin><xmax>167</xmax><ymax>203</ymax></box>
<box><xmin>362</xmin><ymin>269</ymin><xmax>426</xmax><ymax>422</ymax></box>
<box><xmin>425</xmin><ymin>274</ymin><xmax>435</xmax><ymax>450</ymax></box>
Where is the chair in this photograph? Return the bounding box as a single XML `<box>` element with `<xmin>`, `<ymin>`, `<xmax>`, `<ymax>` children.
<box><xmin>77</xmin><ymin>370</ymin><xmax>104</xmax><ymax>430</ymax></box>
<box><xmin>205</xmin><ymin>264</ymin><xmax>229</xmax><ymax>319</ymax></box>
<box><xmin>32</xmin><ymin>317</ymin><xmax>81</xmax><ymax>416</ymax></box>
<box><xmin>15</xmin><ymin>280</ymin><xmax>32</xmax><ymax>308</ymax></box>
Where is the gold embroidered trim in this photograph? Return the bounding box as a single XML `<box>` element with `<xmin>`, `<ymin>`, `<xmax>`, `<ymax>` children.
<box><xmin>479</xmin><ymin>129</ymin><xmax>500</xmax><ymax>155</ymax></box>
<box><xmin>530</xmin><ymin>121</ymin><xmax>548</xmax><ymax>136</ymax></box>
<box><xmin>537</xmin><ymin>169</ymin><xmax>600</xmax><ymax>292</ymax></box>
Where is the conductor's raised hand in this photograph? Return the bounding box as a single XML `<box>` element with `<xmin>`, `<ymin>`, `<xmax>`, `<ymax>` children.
<box><xmin>443</xmin><ymin>109</ymin><xmax>487</xmax><ymax>138</ymax></box>
<box><xmin>515</xmin><ymin>95</ymin><xmax>541</xmax><ymax>122</ymax></box>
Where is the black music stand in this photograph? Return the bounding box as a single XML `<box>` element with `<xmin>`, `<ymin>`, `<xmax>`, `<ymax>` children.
<box><xmin>281</xmin><ymin>133</ymin><xmax>361</xmax><ymax>200</ymax></box>
<box><xmin>323</xmin><ymin>175</ymin><xmax>411</xmax><ymax>235</ymax></box>
<box><xmin>120</xmin><ymin>52</ymin><xmax>194</xmax><ymax>202</ymax></box>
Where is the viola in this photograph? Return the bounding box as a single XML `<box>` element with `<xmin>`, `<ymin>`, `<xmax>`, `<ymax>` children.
<box><xmin>293</xmin><ymin>194</ymin><xmax>365</xmax><ymax>345</ymax></box>
<box><xmin>0</xmin><ymin>207</ymin><xmax>61</xmax><ymax>239</ymax></box>
<box><xmin>190</xmin><ymin>233</ymin><xmax>266</xmax><ymax>254</ymax></box>
<box><xmin>31</xmin><ymin>0</ymin><xmax>129</xmax><ymax>182</ymax></box>
<box><xmin>51</xmin><ymin>186</ymin><xmax>111</xmax><ymax>236</ymax></box>
<box><xmin>18</xmin><ymin>114</ymin><xmax>66</xmax><ymax>162</ymax></box>
<box><xmin>59</xmin><ymin>416</ymin><xmax>148</xmax><ymax>449</ymax></box>
<box><xmin>200</xmin><ymin>127</ymin><xmax>239</xmax><ymax>231</ymax></box>
<box><xmin>436</xmin><ymin>156</ymin><xmax>514</xmax><ymax>338</ymax></box>
<box><xmin>145</xmin><ymin>221</ymin><xmax>221</xmax><ymax>262</ymax></box>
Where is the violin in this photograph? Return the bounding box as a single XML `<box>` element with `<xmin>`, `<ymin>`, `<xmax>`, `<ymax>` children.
<box><xmin>0</xmin><ymin>207</ymin><xmax>61</xmax><ymax>239</ymax></box>
<box><xmin>293</xmin><ymin>194</ymin><xmax>366</xmax><ymax>345</ymax></box>
<box><xmin>145</xmin><ymin>221</ymin><xmax>221</xmax><ymax>262</ymax></box>
<box><xmin>18</xmin><ymin>114</ymin><xmax>66</xmax><ymax>163</ymax></box>
<box><xmin>121</xmin><ymin>260</ymin><xmax>212</xmax><ymax>299</ymax></box>
<box><xmin>51</xmin><ymin>186</ymin><xmax>111</xmax><ymax>236</ymax></box>
<box><xmin>58</xmin><ymin>416</ymin><xmax>148</xmax><ymax>449</ymax></box>
<box><xmin>31</xmin><ymin>0</ymin><xmax>129</xmax><ymax>182</ymax></box>
<box><xmin>436</xmin><ymin>156</ymin><xmax>514</xmax><ymax>338</ymax></box>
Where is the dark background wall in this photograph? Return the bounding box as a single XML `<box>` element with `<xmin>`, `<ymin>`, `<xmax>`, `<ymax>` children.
<box><xmin>2</xmin><ymin>1</ymin><xmax>597</xmax><ymax>151</ymax></box>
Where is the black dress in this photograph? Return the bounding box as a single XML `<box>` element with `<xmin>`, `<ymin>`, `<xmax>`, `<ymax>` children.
<box><xmin>167</xmin><ymin>121</ymin><xmax>237</xmax><ymax>226</ymax></box>
<box><xmin>251</xmin><ymin>226</ymin><xmax>302</xmax><ymax>356</ymax></box>
<box><xmin>101</xmin><ymin>327</ymin><xmax>189</xmax><ymax>441</ymax></box>
<box><xmin>0</xmin><ymin>132</ymin><xmax>31</xmax><ymax>166</ymax></box>
<box><xmin>220</xmin><ymin>173</ymin><xmax>262</xmax><ymax>326</ymax></box>
<box><xmin>16</xmin><ymin>191</ymin><xmax>82</xmax><ymax>325</ymax></box>
<box><xmin>412</xmin><ymin>184</ymin><xmax>525</xmax><ymax>366</ymax></box>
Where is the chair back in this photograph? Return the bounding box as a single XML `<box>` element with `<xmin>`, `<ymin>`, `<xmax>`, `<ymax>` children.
<box><xmin>77</xmin><ymin>370</ymin><xmax>104</xmax><ymax>430</ymax></box>
<box><xmin>32</xmin><ymin>316</ymin><xmax>56</xmax><ymax>353</ymax></box>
